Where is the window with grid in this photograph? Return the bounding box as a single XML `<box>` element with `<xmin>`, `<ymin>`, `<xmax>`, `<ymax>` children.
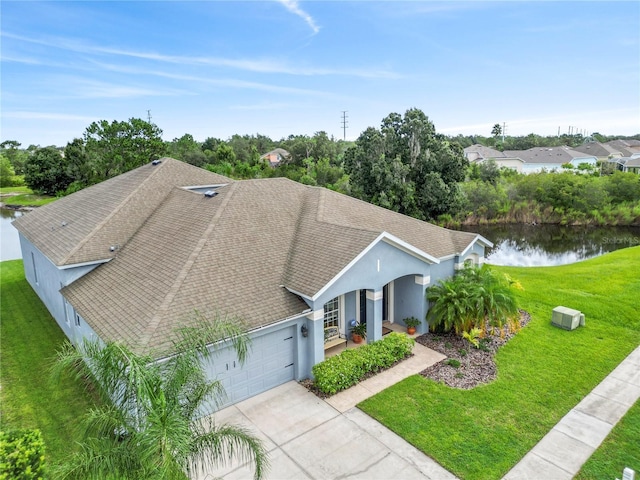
<box><xmin>323</xmin><ymin>297</ymin><xmax>339</xmax><ymax>328</ymax></box>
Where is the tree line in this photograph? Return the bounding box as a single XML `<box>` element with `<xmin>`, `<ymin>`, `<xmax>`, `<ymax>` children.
<box><xmin>2</xmin><ymin>111</ymin><xmax>639</xmax><ymax>225</ymax></box>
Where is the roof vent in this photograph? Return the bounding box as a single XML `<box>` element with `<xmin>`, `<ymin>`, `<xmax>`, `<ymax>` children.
<box><xmin>152</xmin><ymin>159</ymin><xmax>162</xmax><ymax>166</ymax></box>
<box><xmin>204</xmin><ymin>190</ymin><xmax>217</xmax><ymax>198</ymax></box>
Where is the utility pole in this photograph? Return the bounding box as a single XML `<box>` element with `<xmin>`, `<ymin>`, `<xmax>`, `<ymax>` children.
<box><xmin>502</xmin><ymin>122</ymin><xmax>506</xmax><ymax>143</ymax></box>
<box><xmin>147</xmin><ymin>110</ymin><xmax>152</xmax><ymax>123</ymax></box>
<box><xmin>341</xmin><ymin>111</ymin><xmax>348</xmax><ymax>141</ymax></box>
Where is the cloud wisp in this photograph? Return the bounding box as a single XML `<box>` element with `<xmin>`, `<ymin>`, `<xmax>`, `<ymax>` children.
<box><xmin>276</xmin><ymin>0</ymin><xmax>320</xmax><ymax>34</ymax></box>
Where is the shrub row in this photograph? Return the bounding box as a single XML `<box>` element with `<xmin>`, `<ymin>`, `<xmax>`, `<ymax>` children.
<box><xmin>0</xmin><ymin>429</ymin><xmax>46</xmax><ymax>480</ymax></box>
<box><xmin>312</xmin><ymin>332</ymin><xmax>415</xmax><ymax>395</ymax></box>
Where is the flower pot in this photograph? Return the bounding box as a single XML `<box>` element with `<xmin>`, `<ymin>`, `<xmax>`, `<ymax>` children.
<box><xmin>407</xmin><ymin>326</ymin><xmax>416</xmax><ymax>335</ymax></box>
<box><xmin>352</xmin><ymin>333</ymin><xmax>364</xmax><ymax>344</ymax></box>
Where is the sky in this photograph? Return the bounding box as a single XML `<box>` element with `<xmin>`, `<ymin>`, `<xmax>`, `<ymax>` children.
<box><xmin>1</xmin><ymin>1</ymin><xmax>639</xmax><ymax>148</ymax></box>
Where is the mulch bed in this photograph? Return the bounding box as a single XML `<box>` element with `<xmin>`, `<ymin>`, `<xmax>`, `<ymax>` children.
<box><xmin>416</xmin><ymin>309</ymin><xmax>531</xmax><ymax>389</ymax></box>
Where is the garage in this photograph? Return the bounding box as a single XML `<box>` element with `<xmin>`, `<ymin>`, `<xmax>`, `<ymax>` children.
<box><xmin>205</xmin><ymin>326</ymin><xmax>296</xmax><ymax>409</ymax></box>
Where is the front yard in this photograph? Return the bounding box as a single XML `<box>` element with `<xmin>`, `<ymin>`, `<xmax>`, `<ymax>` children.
<box><xmin>359</xmin><ymin>246</ymin><xmax>640</xmax><ymax>479</ymax></box>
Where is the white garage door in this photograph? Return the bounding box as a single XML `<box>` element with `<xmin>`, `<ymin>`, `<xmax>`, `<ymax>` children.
<box><xmin>206</xmin><ymin>326</ymin><xmax>296</xmax><ymax>409</ymax></box>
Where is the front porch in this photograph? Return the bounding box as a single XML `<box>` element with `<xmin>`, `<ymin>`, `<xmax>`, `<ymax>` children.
<box><xmin>324</xmin><ymin>321</ymin><xmax>421</xmax><ymax>358</ymax></box>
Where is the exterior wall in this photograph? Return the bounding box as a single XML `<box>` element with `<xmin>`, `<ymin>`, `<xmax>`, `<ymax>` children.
<box><xmin>569</xmin><ymin>156</ymin><xmax>597</xmax><ymax>167</ymax></box>
<box><xmin>19</xmin><ymin>234</ymin><xmax>100</xmax><ymax>343</ymax></box>
<box><xmin>522</xmin><ymin>163</ymin><xmax>563</xmax><ymax>174</ymax></box>
<box><xmin>494</xmin><ymin>159</ymin><xmax>523</xmax><ymax>173</ymax></box>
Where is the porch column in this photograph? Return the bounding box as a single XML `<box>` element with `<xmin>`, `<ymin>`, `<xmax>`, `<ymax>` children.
<box><xmin>307</xmin><ymin>309</ymin><xmax>325</xmax><ymax>378</ymax></box>
<box><xmin>366</xmin><ymin>289</ymin><xmax>383</xmax><ymax>342</ymax></box>
<box><xmin>415</xmin><ymin>275</ymin><xmax>431</xmax><ymax>335</ymax></box>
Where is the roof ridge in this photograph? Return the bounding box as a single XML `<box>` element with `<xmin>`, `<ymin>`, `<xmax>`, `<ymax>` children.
<box><xmin>60</xmin><ymin>160</ymin><xmax>168</xmax><ymax>264</ymax></box>
<box><xmin>138</xmin><ymin>181</ymin><xmax>239</xmax><ymax>349</ymax></box>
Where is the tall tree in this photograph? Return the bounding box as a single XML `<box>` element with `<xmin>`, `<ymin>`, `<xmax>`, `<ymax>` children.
<box><xmin>491</xmin><ymin>123</ymin><xmax>502</xmax><ymax>138</ymax></box>
<box><xmin>24</xmin><ymin>146</ymin><xmax>72</xmax><ymax>195</ymax></box>
<box><xmin>50</xmin><ymin>315</ymin><xmax>268</xmax><ymax>480</ymax></box>
<box><xmin>84</xmin><ymin>118</ymin><xmax>167</xmax><ymax>182</ymax></box>
<box><xmin>344</xmin><ymin>108</ymin><xmax>468</xmax><ymax>220</ymax></box>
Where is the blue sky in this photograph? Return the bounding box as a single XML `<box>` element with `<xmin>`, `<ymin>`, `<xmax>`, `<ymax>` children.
<box><xmin>2</xmin><ymin>1</ymin><xmax>639</xmax><ymax>147</ymax></box>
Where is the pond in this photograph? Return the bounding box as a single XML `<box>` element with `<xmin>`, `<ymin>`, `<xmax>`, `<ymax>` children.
<box><xmin>0</xmin><ymin>208</ymin><xmax>24</xmax><ymax>262</ymax></box>
<box><xmin>457</xmin><ymin>223</ymin><xmax>640</xmax><ymax>267</ymax></box>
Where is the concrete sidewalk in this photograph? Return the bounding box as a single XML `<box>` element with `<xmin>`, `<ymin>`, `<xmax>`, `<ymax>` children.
<box><xmin>504</xmin><ymin>345</ymin><xmax>640</xmax><ymax>480</ymax></box>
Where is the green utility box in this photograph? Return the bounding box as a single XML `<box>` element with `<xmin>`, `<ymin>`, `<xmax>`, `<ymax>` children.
<box><xmin>552</xmin><ymin>306</ymin><xmax>585</xmax><ymax>331</ymax></box>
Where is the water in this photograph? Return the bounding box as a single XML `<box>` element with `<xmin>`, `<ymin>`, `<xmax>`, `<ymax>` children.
<box><xmin>458</xmin><ymin>223</ymin><xmax>640</xmax><ymax>267</ymax></box>
<box><xmin>0</xmin><ymin>208</ymin><xmax>24</xmax><ymax>261</ymax></box>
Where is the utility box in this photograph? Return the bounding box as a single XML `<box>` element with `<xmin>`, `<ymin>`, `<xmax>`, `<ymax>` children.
<box><xmin>552</xmin><ymin>306</ymin><xmax>585</xmax><ymax>331</ymax></box>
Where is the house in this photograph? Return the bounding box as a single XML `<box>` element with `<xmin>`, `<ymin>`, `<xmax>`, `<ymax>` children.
<box><xmin>463</xmin><ymin>144</ymin><xmax>597</xmax><ymax>174</ymax></box>
<box><xmin>502</xmin><ymin>146</ymin><xmax>597</xmax><ymax>173</ymax></box>
<box><xmin>463</xmin><ymin>144</ymin><xmax>524</xmax><ymax>172</ymax></box>
<box><xmin>259</xmin><ymin>148</ymin><xmax>290</xmax><ymax>167</ymax></box>
<box><xmin>608</xmin><ymin>156</ymin><xmax>640</xmax><ymax>174</ymax></box>
<box><xmin>13</xmin><ymin>158</ymin><xmax>490</xmax><ymax>409</ymax></box>
<box><xmin>572</xmin><ymin>141</ymin><xmax>626</xmax><ymax>161</ymax></box>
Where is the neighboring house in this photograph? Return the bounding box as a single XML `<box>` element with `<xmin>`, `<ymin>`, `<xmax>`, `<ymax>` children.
<box><xmin>464</xmin><ymin>144</ymin><xmax>597</xmax><ymax>174</ymax></box>
<box><xmin>13</xmin><ymin>158</ymin><xmax>490</xmax><ymax>410</ymax></box>
<box><xmin>259</xmin><ymin>148</ymin><xmax>290</xmax><ymax>167</ymax></box>
<box><xmin>609</xmin><ymin>157</ymin><xmax>640</xmax><ymax>174</ymax></box>
<box><xmin>605</xmin><ymin>139</ymin><xmax>640</xmax><ymax>158</ymax></box>
<box><xmin>463</xmin><ymin>144</ymin><xmax>524</xmax><ymax>172</ymax></box>
<box><xmin>573</xmin><ymin>141</ymin><xmax>626</xmax><ymax>161</ymax></box>
<box><xmin>502</xmin><ymin>146</ymin><xmax>597</xmax><ymax>173</ymax></box>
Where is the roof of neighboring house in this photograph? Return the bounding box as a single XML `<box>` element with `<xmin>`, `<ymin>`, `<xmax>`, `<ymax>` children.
<box><xmin>463</xmin><ymin>144</ymin><xmax>506</xmax><ymax>160</ymax></box>
<box><xmin>15</xmin><ymin>158</ymin><xmax>482</xmax><ymax>354</ymax></box>
<box><xmin>260</xmin><ymin>148</ymin><xmax>290</xmax><ymax>161</ymax></box>
<box><xmin>622</xmin><ymin>157</ymin><xmax>640</xmax><ymax>167</ymax></box>
<box><xmin>503</xmin><ymin>146</ymin><xmax>595</xmax><ymax>165</ymax></box>
<box><xmin>605</xmin><ymin>140</ymin><xmax>640</xmax><ymax>157</ymax></box>
<box><xmin>573</xmin><ymin>142</ymin><xmax>624</xmax><ymax>157</ymax></box>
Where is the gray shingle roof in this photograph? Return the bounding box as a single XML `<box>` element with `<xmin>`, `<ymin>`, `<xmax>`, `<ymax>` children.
<box><xmin>503</xmin><ymin>146</ymin><xmax>595</xmax><ymax>165</ymax></box>
<box><xmin>12</xmin><ymin>158</ymin><xmax>231</xmax><ymax>266</ymax></box>
<box><xmin>17</xmin><ymin>158</ymin><xmax>481</xmax><ymax>354</ymax></box>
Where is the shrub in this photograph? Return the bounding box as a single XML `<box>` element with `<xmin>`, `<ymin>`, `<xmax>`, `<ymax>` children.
<box><xmin>312</xmin><ymin>333</ymin><xmax>414</xmax><ymax>395</ymax></box>
<box><xmin>445</xmin><ymin>359</ymin><xmax>461</xmax><ymax>368</ymax></box>
<box><xmin>0</xmin><ymin>429</ymin><xmax>46</xmax><ymax>479</ymax></box>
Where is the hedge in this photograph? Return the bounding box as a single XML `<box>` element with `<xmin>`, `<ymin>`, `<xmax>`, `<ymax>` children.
<box><xmin>0</xmin><ymin>429</ymin><xmax>46</xmax><ymax>480</ymax></box>
<box><xmin>312</xmin><ymin>332</ymin><xmax>415</xmax><ymax>395</ymax></box>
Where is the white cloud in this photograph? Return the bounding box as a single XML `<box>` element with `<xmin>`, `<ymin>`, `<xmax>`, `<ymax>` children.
<box><xmin>276</xmin><ymin>0</ymin><xmax>320</xmax><ymax>34</ymax></box>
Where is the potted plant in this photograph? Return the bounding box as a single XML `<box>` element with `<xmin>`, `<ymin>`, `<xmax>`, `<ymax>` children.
<box><xmin>351</xmin><ymin>323</ymin><xmax>367</xmax><ymax>343</ymax></box>
<box><xmin>403</xmin><ymin>317</ymin><xmax>421</xmax><ymax>335</ymax></box>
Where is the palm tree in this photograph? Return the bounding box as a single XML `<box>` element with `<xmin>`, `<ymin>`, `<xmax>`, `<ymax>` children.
<box><xmin>426</xmin><ymin>265</ymin><xmax>519</xmax><ymax>335</ymax></box>
<box><xmin>50</xmin><ymin>313</ymin><xmax>268</xmax><ymax>480</ymax></box>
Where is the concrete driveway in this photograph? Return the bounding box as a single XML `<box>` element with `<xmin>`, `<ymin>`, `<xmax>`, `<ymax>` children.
<box><xmin>197</xmin><ymin>381</ymin><xmax>456</xmax><ymax>480</ymax></box>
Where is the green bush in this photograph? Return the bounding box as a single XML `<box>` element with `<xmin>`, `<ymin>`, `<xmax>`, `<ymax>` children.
<box><xmin>312</xmin><ymin>333</ymin><xmax>415</xmax><ymax>395</ymax></box>
<box><xmin>0</xmin><ymin>429</ymin><xmax>46</xmax><ymax>479</ymax></box>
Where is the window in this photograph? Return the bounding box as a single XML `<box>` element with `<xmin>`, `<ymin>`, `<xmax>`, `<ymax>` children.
<box><xmin>323</xmin><ymin>297</ymin><xmax>339</xmax><ymax>328</ymax></box>
<box><xmin>75</xmin><ymin>314</ymin><xmax>81</xmax><ymax>327</ymax></box>
<box><xmin>31</xmin><ymin>252</ymin><xmax>38</xmax><ymax>284</ymax></box>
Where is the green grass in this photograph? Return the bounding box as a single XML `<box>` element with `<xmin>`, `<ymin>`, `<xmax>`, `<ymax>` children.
<box><xmin>0</xmin><ymin>186</ymin><xmax>55</xmax><ymax>207</ymax></box>
<box><xmin>0</xmin><ymin>260</ymin><xmax>98</xmax><ymax>465</ymax></box>
<box><xmin>360</xmin><ymin>246</ymin><xmax>640</xmax><ymax>480</ymax></box>
<box><xmin>575</xmin><ymin>399</ymin><xmax>640</xmax><ymax>480</ymax></box>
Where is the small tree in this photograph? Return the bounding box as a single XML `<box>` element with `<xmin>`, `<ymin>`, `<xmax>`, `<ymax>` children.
<box><xmin>50</xmin><ymin>313</ymin><xmax>268</xmax><ymax>480</ymax></box>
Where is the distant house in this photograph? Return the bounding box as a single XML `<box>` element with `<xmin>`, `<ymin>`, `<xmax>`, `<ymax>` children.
<box><xmin>503</xmin><ymin>146</ymin><xmax>597</xmax><ymax>173</ymax></box>
<box><xmin>608</xmin><ymin>156</ymin><xmax>640</xmax><ymax>174</ymax></box>
<box><xmin>573</xmin><ymin>141</ymin><xmax>626</xmax><ymax>161</ymax></box>
<box><xmin>463</xmin><ymin>144</ymin><xmax>524</xmax><ymax>172</ymax></box>
<box><xmin>259</xmin><ymin>148</ymin><xmax>291</xmax><ymax>167</ymax></box>
<box><xmin>463</xmin><ymin>144</ymin><xmax>597</xmax><ymax>174</ymax></box>
<box><xmin>13</xmin><ymin>158</ymin><xmax>490</xmax><ymax>410</ymax></box>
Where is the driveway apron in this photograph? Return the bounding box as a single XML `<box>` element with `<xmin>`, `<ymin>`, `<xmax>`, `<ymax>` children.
<box><xmin>197</xmin><ymin>380</ymin><xmax>456</xmax><ymax>480</ymax></box>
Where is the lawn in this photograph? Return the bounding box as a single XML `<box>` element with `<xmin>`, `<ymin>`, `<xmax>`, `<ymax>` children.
<box><xmin>0</xmin><ymin>186</ymin><xmax>55</xmax><ymax>207</ymax></box>
<box><xmin>359</xmin><ymin>246</ymin><xmax>640</xmax><ymax>480</ymax></box>
<box><xmin>0</xmin><ymin>260</ymin><xmax>97</xmax><ymax>466</ymax></box>
<box><xmin>575</xmin><ymin>398</ymin><xmax>640</xmax><ymax>479</ymax></box>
